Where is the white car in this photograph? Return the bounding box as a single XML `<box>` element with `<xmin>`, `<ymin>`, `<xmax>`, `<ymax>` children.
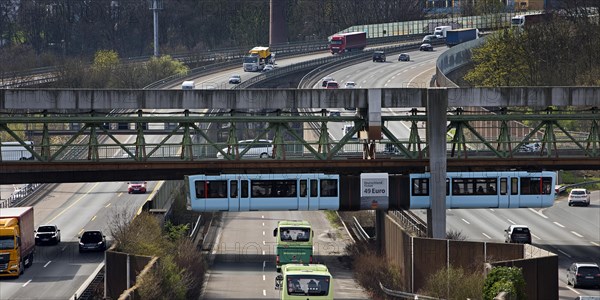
<box><xmin>344</xmin><ymin>81</ymin><xmax>356</xmax><ymax>88</ymax></box>
<box><xmin>228</xmin><ymin>74</ymin><xmax>241</xmax><ymax>84</ymax></box>
<box><xmin>262</xmin><ymin>64</ymin><xmax>275</xmax><ymax>72</ymax></box>
<box><xmin>217</xmin><ymin>139</ymin><xmax>273</xmax><ymax>159</ymax></box>
<box><xmin>568</xmin><ymin>188</ymin><xmax>591</xmax><ymax>206</ymax></box>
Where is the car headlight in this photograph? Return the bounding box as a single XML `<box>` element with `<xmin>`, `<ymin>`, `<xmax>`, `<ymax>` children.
<box><xmin>10</xmin><ymin>264</ymin><xmax>18</xmax><ymax>269</ymax></box>
<box><xmin>79</xmin><ymin>242</ymin><xmax>84</xmax><ymax>246</ymax></box>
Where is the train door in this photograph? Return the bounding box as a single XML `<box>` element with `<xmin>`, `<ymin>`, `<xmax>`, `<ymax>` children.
<box><xmin>498</xmin><ymin>177</ymin><xmax>510</xmax><ymax>208</ymax></box>
<box><xmin>298</xmin><ymin>179</ymin><xmax>309</xmax><ymax>210</ymax></box>
<box><xmin>508</xmin><ymin>176</ymin><xmax>519</xmax><ymax>208</ymax></box>
<box><xmin>308</xmin><ymin>179</ymin><xmax>319</xmax><ymax>210</ymax></box>
<box><xmin>229</xmin><ymin>179</ymin><xmax>240</xmax><ymax>211</ymax></box>
<box><xmin>239</xmin><ymin>179</ymin><xmax>250</xmax><ymax>211</ymax></box>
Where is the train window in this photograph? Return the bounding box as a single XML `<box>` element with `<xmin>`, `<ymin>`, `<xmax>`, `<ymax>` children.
<box><xmin>320</xmin><ymin>179</ymin><xmax>338</xmax><ymax>197</ymax></box>
<box><xmin>520</xmin><ymin>177</ymin><xmax>553</xmax><ymax>195</ymax></box>
<box><xmin>230</xmin><ymin>181</ymin><xmax>238</xmax><ymax>198</ymax></box>
<box><xmin>241</xmin><ymin>180</ymin><xmax>248</xmax><ymax>198</ymax></box>
<box><xmin>500</xmin><ymin>178</ymin><xmax>507</xmax><ymax>195</ymax></box>
<box><xmin>310</xmin><ymin>179</ymin><xmax>318</xmax><ymax>197</ymax></box>
<box><xmin>446</xmin><ymin>178</ymin><xmax>450</xmax><ymax>196</ymax></box>
<box><xmin>511</xmin><ymin>178</ymin><xmax>518</xmax><ymax>195</ymax></box>
<box><xmin>541</xmin><ymin>177</ymin><xmax>552</xmax><ymax>194</ymax></box>
<box><xmin>195</xmin><ymin>180</ymin><xmax>227</xmax><ymax>198</ymax></box>
<box><xmin>251</xmin><ymin>180</ymin><xmax>297</xmax><ymax>197</ymax></box>
<box><xmin>300</xmin><ymin>180</ymin><xmax>307</xmax><ymax>197</ymax></box>
<box><xmin>412</xmin><ymin>178</ymin><xmax>429</xmax><ymax>196</ymax></box>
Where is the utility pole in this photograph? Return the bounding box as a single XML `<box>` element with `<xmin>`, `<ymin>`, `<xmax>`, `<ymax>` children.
<box><xmin>149</xmin><ymin>0</ymin><xmax>163</xmax><ymax>57</ymax></box>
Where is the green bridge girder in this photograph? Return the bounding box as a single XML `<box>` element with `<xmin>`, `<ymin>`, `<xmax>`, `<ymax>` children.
<box><xmin>0</xmin><ymin>108</ymin><xmax>598</xmax><ymax>162</ymax></box>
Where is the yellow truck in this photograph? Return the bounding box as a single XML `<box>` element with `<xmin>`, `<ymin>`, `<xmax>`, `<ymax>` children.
<box><xmin>275</xmin><ymin>264</ymin><xmax>334</xmax><ymax>300</ymax></box>
<box><xmin>243</xmin><ymin>46</ymin><xmax>272</xmax><ymax>72</ymax></box>
<box><xmin>0</xmin><ymin>206</ymin><xmax>35</xmax><ymax>278</ymax></box>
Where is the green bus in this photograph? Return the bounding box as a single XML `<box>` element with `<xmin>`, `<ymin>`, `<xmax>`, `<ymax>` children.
<box><xmin>273</xmin><ymin>220</ymin><xmax>313</xmax><ymax>272</ymax></box>
<box><xmin>275</xmin><ymin>264</ymin><xmax>334</xmax><ymax>300</ymax></box>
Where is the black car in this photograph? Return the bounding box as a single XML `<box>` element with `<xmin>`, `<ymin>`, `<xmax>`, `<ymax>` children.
<box><xmin>79</xmin><ymin>230</ymin><xmax>107</xmax><ymax>253</ymax></box>
<box><xmin>398</xmin><ymin>53</ymin><xmax>410</xmax><ymax>61</ymax></box>
<box><xmin>35</xmin><ymin>225</ymin><xmax>61</xmax><ymax>245</ymax></box>
<box><xmin>419</xmin><ymin>43</ymin><xmax>433</xmax><ymax>51</ymax></box>
<box><xmin>372</xmin><ymin>51</ymin><xmax>386</xmax><ymax>62</ymax></box>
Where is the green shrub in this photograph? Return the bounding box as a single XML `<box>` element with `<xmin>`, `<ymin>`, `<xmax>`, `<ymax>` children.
<box><xmin>483</xmin><ymin>266</ymin><xmax>526</xmax><ymax>300</ymax></box>
<box><xmin>419</xmin><ymin>265</ymin><xmax>485</xmax><ymax>299</ymax></box>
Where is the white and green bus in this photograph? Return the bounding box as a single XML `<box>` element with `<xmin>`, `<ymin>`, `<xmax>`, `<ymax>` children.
<box><xmin>273</xmin><ymin>220</ymin><xmax>314</xmax><ymax>272</ymax></box>
<box><xmin>275</xmin><ymin>264</ymin><xmax>333</xmax><ymax>300</ymax></box>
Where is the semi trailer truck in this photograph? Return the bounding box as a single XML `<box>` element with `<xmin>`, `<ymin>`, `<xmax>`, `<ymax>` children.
<box><xmin>328</xmin><ymin>31</ymin><xmax>367</xmax><ymax>54</ymax></box>
<box><xmin>446</xmin><ymin>28</ymin><xmax>479</xmax><ymax>47</ymax></box>
<box><xmin>0</xmin><ymin>207</ymin><xmax>35</xmax><ymax>278</ymax></box>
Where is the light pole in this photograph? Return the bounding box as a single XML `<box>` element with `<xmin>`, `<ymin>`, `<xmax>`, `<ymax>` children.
<box><xmin>149</xmin><ymin>0</ymin><xmax>163</xmax><ymax>57</ymax></box>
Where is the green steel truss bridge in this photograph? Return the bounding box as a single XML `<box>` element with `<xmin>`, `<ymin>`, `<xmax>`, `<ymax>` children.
<box><xmin>0</xmin><ymin>88</ymin><xmax>598</xmax><ymax>184</ymax></box>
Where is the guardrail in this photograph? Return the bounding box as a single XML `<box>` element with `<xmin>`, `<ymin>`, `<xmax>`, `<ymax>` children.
<box><xmin>379</xmin><ymin>281</ymin><xmax>442</xmax><ymax>300</ymax></box>
<box><xmin>352</xmin><ymin>216</ymin><xmax>372</xmax><ymax>242</ymax></box>
<box><xmin>389</xmin><ymin>210</ymin><xmax>427</xmax><ymax>237</ymax></box>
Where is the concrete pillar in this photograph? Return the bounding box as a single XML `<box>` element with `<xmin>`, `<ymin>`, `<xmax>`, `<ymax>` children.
<box><xmin>426</xmin><ymin>89</ymin><xmax>447</xmax><ymax>238</ymax></box>
<box><xmin>270</xmin><ymin>0</ymin><xmax>287</xmax><ymax>45</ymax></box>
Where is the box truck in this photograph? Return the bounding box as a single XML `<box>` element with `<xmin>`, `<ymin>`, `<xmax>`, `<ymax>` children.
<box><xmin>0</xmin><ymin>207</ymin><xmax>35</xmax><ymax>278</ymax></box>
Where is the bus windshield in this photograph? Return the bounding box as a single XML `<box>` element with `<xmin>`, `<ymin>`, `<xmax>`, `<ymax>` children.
<box><xmin>280</xmin><ymin>227</ymin><xmax>310</xmax><ymax>242</ymax></box>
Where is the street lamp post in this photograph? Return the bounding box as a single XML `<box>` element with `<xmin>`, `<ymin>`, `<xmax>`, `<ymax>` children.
<box><xmin>149</xmin><ymin>0</ymin><xmax>163</xmax><ymax>57</ymax></box>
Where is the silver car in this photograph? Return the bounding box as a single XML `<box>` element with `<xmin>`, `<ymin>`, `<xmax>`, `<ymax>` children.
<box><xmin>217</xmin><ymin>139</ymin><xmax>273</xmax><ymax>159</ymax></box>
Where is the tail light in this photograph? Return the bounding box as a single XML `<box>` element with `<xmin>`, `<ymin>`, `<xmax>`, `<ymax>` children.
<box><xmin>310</xmin><ymin>256</ymin><xmax>313</xmax><ymax>263</ymax></box>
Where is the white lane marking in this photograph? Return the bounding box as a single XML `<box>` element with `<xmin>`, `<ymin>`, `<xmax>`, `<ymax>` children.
<box><xmin>553</xmin><ymin>222</ymin><xmax>565</xmax><ymax>228</ymax></box>
<box><xmin>591</xmin><ymin>242</ymin><xmax>599</xmax><ymax>247</ymax></box>
<box><xmin>262</xmin><ymin>250</ymin><xmax>265</xmax><ymax>255</ymax></box>
<box><xmin>48</xmin><ymin>182</ymin><xmax>100</xmax><ymax>223</ymax></box>
<box><xmin>262</xmin><ymin>231</ymin><xmax>265</xmax><ymax>236</ymax></box>
<box><xmin>263</xmin><ymin>274</ymin><xmax>266</xmax><ymax>281</ymax></box>
<box><xmin>489</xmin><ymin>209</ymin><xmax>495</xmax><ymax>212</ymax></box>
<box><xmin>22</xmin><ymin>280</ymin><xmax>32</xmax><ymax>287</ymax></box>
<box><xmin>262</xmin><ymin>215</ymin><xmax>264</xmax><ymax>219</ymax></box>
<box><xmin>262</xmin><ymin>222</ymin><xmax>265</xmax><ymax>227</ymax></box>
<box><xmin>105</xmin><ymin>203</ymin><xmax>111</xmax><ymax>208</ymax></box>
<box><xmin>263</xmin><ymin>241</ymin><xmax>266</xmax><ymax>245</ymax></box>
<box><xmin>43</xmin><ymin>261</ymin><xmax>52</xmax><ymax>268</ymax></box>
<box><xmin>566</xmin><ymin>286</ymin><xmax>580</xmax><ymax>294</ymax></box>
<box><xmin>482</xmin><ymin>233</ymin><xmax>492</xmax><ymax>239</ymax></box>
<box><xmin>531</xmin><ymin>233</ymin><xmax>541</xmax><ymax>240</ymax></box>
<box><xmin>461</xmin><ymin>218</ymin><xmax>470</xmax><ymax>225</ymax></box>
<box><xmin>557</xmin><ymin>249</ymin><xmax>572</xmax><ymax>258</ymax></box>
<box><xmin>408</xmin><ymin>66</ymin><xmax>436</xmax><ymax>86</ymax></box>
<box><xmin>528</xmin><ymin>208</ymin><xmax>548</xmax><ymax>219</ymax></box>
<box><xmin>91</xmin><ymin>215</ymin><xmax>97</xmax><ymax>221</ymax></box>
<box><xmin>263</xmin><ymin>290</ymin><xmax>266</xmax><ymax>296</ymax></box>
<box><xmin>507</xmin><ymin>218</ymin><xmax>516</xmax><ymax>225</ymax></box>
<box><xmin>570</xmin><ymin>231</ymin><xmax>583</xmax><ymax>238</ymax></box>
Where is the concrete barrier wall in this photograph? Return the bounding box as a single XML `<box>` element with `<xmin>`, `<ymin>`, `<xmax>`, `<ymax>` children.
<box><xmin>436</xmin><ymin>37</ymin><xmax>486</xmax><ymax>87</ymax></box>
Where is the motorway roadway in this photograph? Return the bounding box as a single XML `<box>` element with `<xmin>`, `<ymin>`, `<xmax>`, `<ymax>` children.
<box><xmin>0</xmin><ymin>133</ymin><xmax>166</xmax><ymax>299</ymax></box>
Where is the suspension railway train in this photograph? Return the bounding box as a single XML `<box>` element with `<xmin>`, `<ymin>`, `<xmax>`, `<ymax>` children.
<box><xmin>185</xmin><ymin>171</ymin><xmax>556</xmax><ymax>212</ymax></box>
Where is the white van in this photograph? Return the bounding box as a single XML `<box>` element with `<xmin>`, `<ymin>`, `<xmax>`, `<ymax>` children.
<box><xmin>1</xmin><ymin>141</ymin><xmax>34</xmax><ymax>160</ymax></box>
<box><xmin>181</xmin><ymin>81</ymin><xmax>195</xmax><ymax>90</ymax></box>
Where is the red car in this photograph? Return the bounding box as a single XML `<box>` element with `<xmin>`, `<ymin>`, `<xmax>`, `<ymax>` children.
<box><xmin>127</xmin><ymin>181</ymin><xmax>147</xmax><ymax>194</ymax></box>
